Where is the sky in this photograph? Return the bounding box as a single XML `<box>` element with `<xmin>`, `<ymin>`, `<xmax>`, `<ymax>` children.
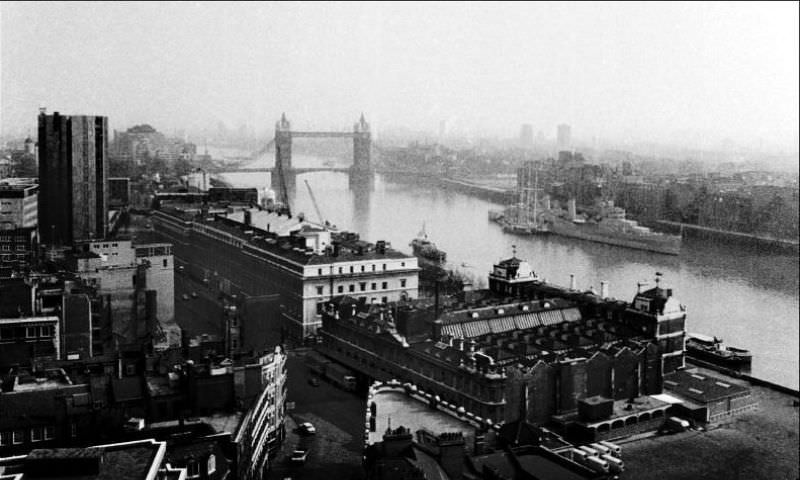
<box><xmin>1</xmin><ymin>1</ymin><xmax>798</xmax><ymax>151</ymax></box>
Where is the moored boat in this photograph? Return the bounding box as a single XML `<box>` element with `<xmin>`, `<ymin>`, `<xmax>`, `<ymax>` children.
<box><xmin>685</xmin><ymin>333</ymin><xmax>752</xmax><ymax>368</ymax></box>
<box><xmin>410</xmin><ymin>223</ymin><xmax>446</xmax><ymax>264</ymax></box>
<box><xmin>542</xmin><ymin>200</ymin><xmax>682</xmax><ymax>255</ymax></box>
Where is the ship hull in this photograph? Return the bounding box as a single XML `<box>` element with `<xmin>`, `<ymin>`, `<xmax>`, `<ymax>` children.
<box><xmin>686</xmin><ymin>345</ymin><xmax>752</xmax><ymax>369</ymax></box>
<box><xmin>547</xmin><ymin>218</ymin><xmax>681</xmax><ymax>255</ymax></box>
<box><xmin>489</xmin><ymin>210</ymin><xmax>550</xmax><ymax>235</ymax></box>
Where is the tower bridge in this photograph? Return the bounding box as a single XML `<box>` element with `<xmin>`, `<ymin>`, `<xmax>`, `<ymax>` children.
<box><xmin>269</xmin><ymin>113</ymin><xmax>373</xmax><ymax>199</ymax></box>
<box><xmin>273</xmin><ymin>113</ymin><xmax>372</xmax><ymax>174</ymax></box>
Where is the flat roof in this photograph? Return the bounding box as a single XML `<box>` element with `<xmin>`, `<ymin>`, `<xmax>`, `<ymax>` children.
<box><xmin>663</xmin><ymin>369</ymin><xmax>750</xmax><ymax>404</ymax></box>
<box><xmin>367</xmin><ymin>385</ymin><xmax>475</xmax><ymax>448</ymax></box>
<box><xmin>20</xmin><ymin>439</ymin><xmax>165</xmax><ymax>480</ymax></box>
<box><xmin>157</xmin><ymin>207</ymin><xmax>413</xmax><ymax>267</ymax></box>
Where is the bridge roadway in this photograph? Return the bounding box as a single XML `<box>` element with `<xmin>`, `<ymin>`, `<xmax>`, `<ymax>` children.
<box><xmin>220</xmin><ymin>166</ymin><xmax>353</xmax><ymax>174</ymax></box>
<box><xmin>290</xmin><ymin>131</ymin><xmax>359</xmax><ymax>138</ymax></box>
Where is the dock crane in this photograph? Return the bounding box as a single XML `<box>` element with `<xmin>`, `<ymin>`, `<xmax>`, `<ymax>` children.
<box><xmin>304</xmin><ymin>179</ymin><xmax>326</xmax><ymax>226</ymax></box>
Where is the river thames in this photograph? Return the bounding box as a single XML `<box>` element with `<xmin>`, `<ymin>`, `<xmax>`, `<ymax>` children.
<box><xmin>219</xmin><ymin>156</ymin><xmax>799</xmax><ymax>390</ymax></box>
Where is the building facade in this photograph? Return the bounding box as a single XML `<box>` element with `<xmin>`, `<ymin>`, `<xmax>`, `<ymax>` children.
<box><xmin>151</xmin><ymin>206</ymin><xmax>419</xmax><ymax>340</ymax></box>
<box><xmin>0</xmin><ymin>183</ymin><xmax>38</xmax><ymax>229</ymax></box>
<box><xmin>38</xmin><ymin>112</ymin><xmax>109</xmax><ymax>246</ymax></box>
<box><xmin>232</xmin><ymin>347</ymin><xmax>288</xmax><ymax>480</ymax></box>
<box><xmin>317</xmin><ymin>257</ymin><xmax>685</xmax><ymax>427</ymax></box>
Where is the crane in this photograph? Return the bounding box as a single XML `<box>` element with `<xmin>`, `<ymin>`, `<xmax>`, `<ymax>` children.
<box><xmin>304</xmin><ymin>179</ymin><xmax>325</xmax><ymax>226</ymax></box>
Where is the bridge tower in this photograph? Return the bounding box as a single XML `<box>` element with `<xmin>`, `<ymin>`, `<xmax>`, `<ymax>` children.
<box><xmin>352</xmin><ymin>113</ymin><xmax>371</xmax><ymax>173</ymax></box>
<box><xmin>273</xmin><ymin>113</ymin><xmax>292</xmax><ymax>194</ymax></box>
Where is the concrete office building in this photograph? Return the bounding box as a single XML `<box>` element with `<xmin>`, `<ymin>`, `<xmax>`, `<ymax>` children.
<box><xmin>0</xmin><ymin>183</ymin><xmax>38</xmax><ymax>230</ymax></box>
<box><xmin>38</xmin><ymin>112</ymin><xmax>109</xmax><ymax>246</ymax></box>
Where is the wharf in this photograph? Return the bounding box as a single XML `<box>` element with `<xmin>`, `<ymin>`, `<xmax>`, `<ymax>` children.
<box><xmin>657</xmin><ymin>220</ymin><xmax>799</xmax><ymax>252</ymax></box>
<box><xmin>438</xmin><ymin>176</ymin><xmax>512</xmax><ymax>203</ymax></box>
<box><xmin>685</xmin><ymin>357</ymin><xmax>799</xmax><ymax>397</ymax></box>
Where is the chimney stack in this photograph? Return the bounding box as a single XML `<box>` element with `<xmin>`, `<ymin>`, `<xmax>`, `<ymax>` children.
<box><xmin>569</xmin><ymin>274</ymin><xmax>576</xmax><ymax>290</ymax></box>
<box><xmin>600</xmin><ymin>281</ymin><xmax>609</xmax><ymax>299</ymax></box>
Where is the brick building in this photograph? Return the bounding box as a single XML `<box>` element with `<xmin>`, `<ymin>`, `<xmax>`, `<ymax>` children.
<box><xmin>317</xmin><ymin>257</ymin><xmax>685</xmax><ymax>429</ymax></box>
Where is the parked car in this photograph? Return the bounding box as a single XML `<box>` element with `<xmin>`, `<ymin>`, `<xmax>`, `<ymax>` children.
<box><xmin>298</xmin><ymin>422</ymin><xmax>316</xmax><ymax>435</ymax></box>
<box><xmin>290</xmin><ymin>449</ymin><xmax>309</xmax><ymax>464</ymax></box>
<box><xmin>182</xmin><ymin>294</ymin><xmax>189</xmax><ymax>301</ymax></box>
<box><xmin>308</xmin><ymin>377</ymin><xmax>320</xmax><ymax>387</ymax></box>
<box><xmin>191</xmin><ymin>292</ymin><xmax>198</xmax><ymax>298</ymax></box>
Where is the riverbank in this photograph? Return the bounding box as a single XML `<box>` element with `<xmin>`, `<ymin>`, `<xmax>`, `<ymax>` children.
<box><xmin>686</xmin><ymin>357</ymin><xmax>800</xmax><ymax>397</ymax></box>
<box><xmin>657</xmin><ymin>220</ymin><xmax>799</xmax><ymax>253</ymax></box>
<box><xmin>438</xmin><ymin>176</ymin><xmax>512</xmax><ymax>203</ymax></box>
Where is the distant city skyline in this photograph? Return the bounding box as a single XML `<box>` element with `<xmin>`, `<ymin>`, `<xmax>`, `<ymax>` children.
<box><xmin>1</xmin><ymin>2</ymin><xmax>798</xmax><ymax>153</ymax></box>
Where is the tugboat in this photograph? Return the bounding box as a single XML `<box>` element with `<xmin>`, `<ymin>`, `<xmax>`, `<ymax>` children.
<box><xmin>410</xmin><ymin>223</ymin><xmax>446</xmax><ymax>264</ymax></box>
<box><xmin>685</xmin><ymin>333</ymin><xmax>752</xmax><ymax>369</ymax></box>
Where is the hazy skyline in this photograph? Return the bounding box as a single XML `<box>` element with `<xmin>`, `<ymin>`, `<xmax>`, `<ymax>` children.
<box><xmin>1</xmin><ymin>1</ymin><xmax>798</xmax><ymax>151</ymax></box>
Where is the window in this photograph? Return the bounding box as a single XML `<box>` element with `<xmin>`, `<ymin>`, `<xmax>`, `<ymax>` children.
<box><xmin>31</xmin><ymin>427</ymin><xmax>43</xmax><ymax>442</ymax></box>
<box><xmin>316</xmin><ymin>286</ymin><xmax>324</xmax><ymax>295</ymax></box>
<box><xmin>382</xmin><ymin>264</ymin><xmax>387</xmax><ymax>271</ymax></box>
<box><xmin>26</xmin><ymin>327</ymin><xmax>37</xmax><ymax>338</ymax></box>
<box><xmin>400</xmin><ymin>279</ymin><xmax>407</xmax><ymax>288</ymax></box>
<box><xmin>187</xmin><ymin>461</ymin><xmax>200</xmax><ymax>478</ymax></box>
<box><xmin>382</xmin><ymin>282</ymin><xmax>388</xmax><ymax>289</ymax></box>
<box><xmin>12</xmin><ymin>430</ymin><xmax>23</xmax><ymax>444</ymax></box>
<box><xmin>371</xmin><ymin>283</ymin><xmax>377</xmax><ymax>290</ymax></box>
<box><xmin>0</xmin><ymin>432</ymin><xmax>9</xmax><ymax>446</ymax></box>
<box><xmin>337</xmin><ymin>286</ymin><xmax>344</xmax><ymax>294</ymax></box>
<box><xmin>349</xmin><ymin>266</ymin><xmax>354</xmax><ymax>273</ymax></box>
<box><xmin>338</xmin><ymin>267</ymin><xmax>343</xmax><ymax>274</ymax></box>
<box><xmin>372</xmin><ymin>264</ymin><xmax>376</xmax><ymax>271</ymax></box>
<box><xmin>318</xmin><ymin>268</ymin><xmax>323</xmax><ymax>275</ymax></box>
<box><xmin>163</xmin><ymin>259</ymin><xmax>168</xmax><ymax>267</ymax></box>
<box><xmin>360</xmin><ymin>283</ymin><xmax>366</xmax><ymax>292</ymax></box>
<box><xmin>207</xmin><ymin>454</ymin><xmax>217</xmax><ymax>475</ymax></box>
<box><xmin>125</xmin><ymin>364</ymin><xmax>136</xmax><ymax>376</ymax></box>
<box><xmin>401</xmin><ymin>262</ymin><xmax>405</xmax><ymax>267</ymax></box>
<box><xmin>70</xmin><ymin>423</ymin><xmax>77</xmax><ymax>438</ymax></box>
<box><xmin>349</xmin><ymin>285</ymin><xmax>355</xmax><ymax>293</ymax></box>
<box><xmin>361</xmin><ymin>265</ymin><xmax>365</xmax><ymax>272</ymax></box>
<box><xmin>44</xmin><ymin>426</ymin><xmax>54</xmax><ymax>440</ymax></box>
<box><xmin>382</xmin><ymin>297</ymin><xmax>388</xmax><ymax>304</ymax></box>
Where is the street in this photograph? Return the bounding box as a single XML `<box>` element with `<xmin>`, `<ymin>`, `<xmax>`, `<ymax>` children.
<box><xmin>173</xmin><ymin>261</ymin><xmax>369</xmax><ymax>479</ymax></box>
<box><xmin>268</xmin><ymin>350</ymin><xmax>367</xmax><ymax>480</ymax></box>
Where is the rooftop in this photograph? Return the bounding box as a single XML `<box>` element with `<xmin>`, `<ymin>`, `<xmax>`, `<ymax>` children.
<box><xmin>663</xmin><ymin>369</ymin><xmax>750</xmax><ymax>404</ymax></box>
<box><xmin>1</xmin><ymin>439</ymin><xmax>166</xmax><ymax>480</ymax></box>
<box><xmin>367</xmin><ymin>384</ymin><xmax>476</xmax><ymax>448</ymax></box>
<box><xmin>157</xmin><ymin>206</ymin><xmax>414</xmax><ymax>267</ymax></box>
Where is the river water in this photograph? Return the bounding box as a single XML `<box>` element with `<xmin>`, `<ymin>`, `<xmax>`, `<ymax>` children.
<box><xmin>220</xmin><ymin>154</ymin><xmax>799</xmax><ymax>390</ymax></box>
